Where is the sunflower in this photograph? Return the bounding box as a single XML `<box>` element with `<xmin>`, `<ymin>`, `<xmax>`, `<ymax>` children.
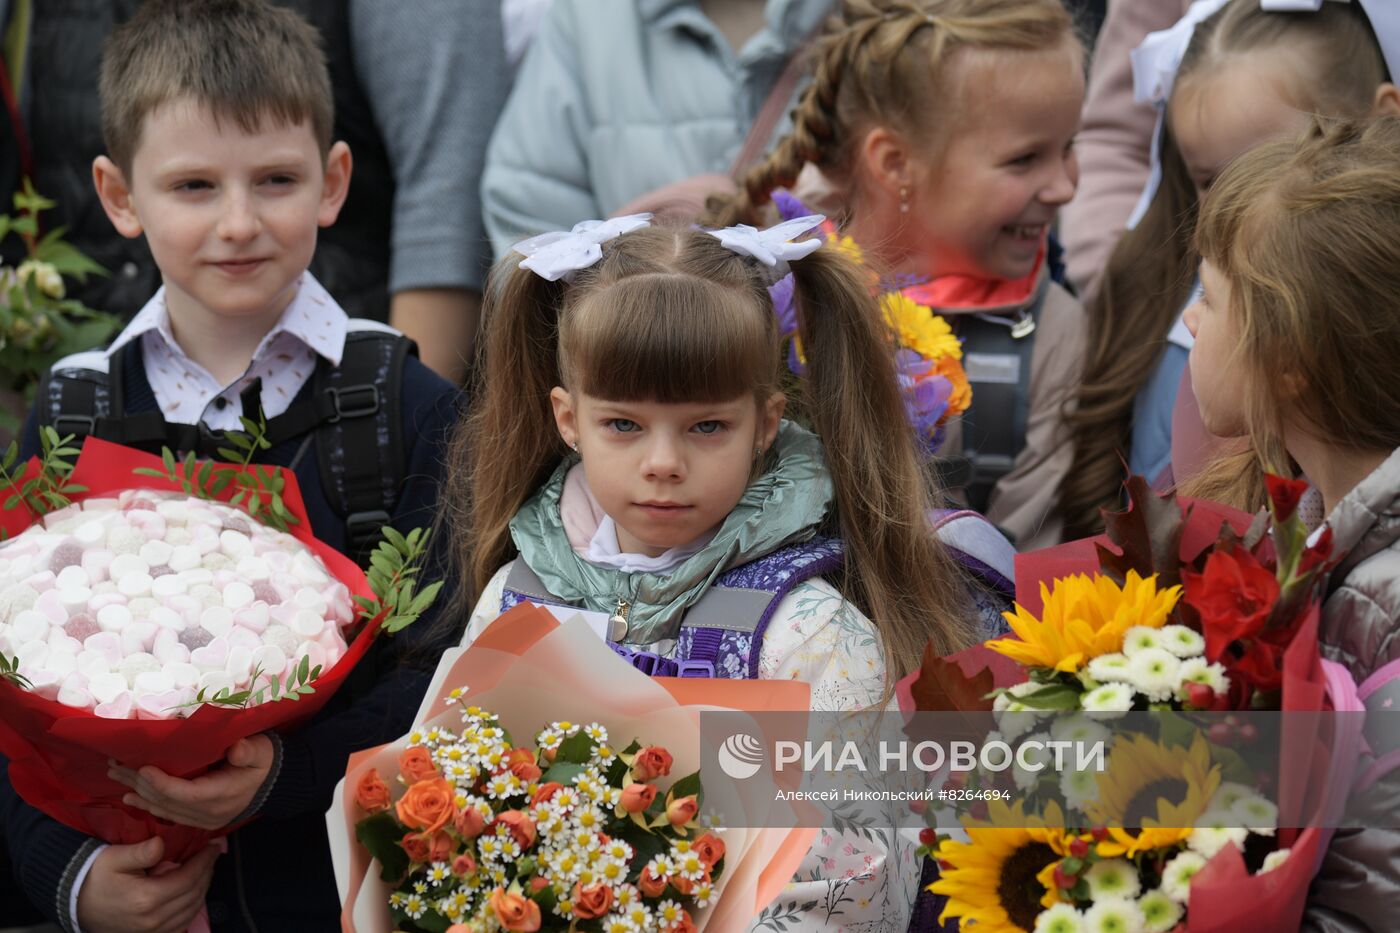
<box><xmin>881</xmin><ymin>292</ymin><xmax>964</xmax><ymax>362</ymax></box>
<box><xmin>825</xmin><ymin>230</ymin><xmax>865</xmax><ymax>265</ymax></box>
<box><xmin>931</xmin><ymin>801</ymin><xmax>1074</xmax><ymax>932</ymax></box>
<box><xmin>1086</xmin><ymin>734</ymin><xmax>1221</xmax><ymax>857</ymax></box>
<box><xmin>988</xmin><ymin>571</ymin><xmax>1182</xmax><ymax>674</ymax></box>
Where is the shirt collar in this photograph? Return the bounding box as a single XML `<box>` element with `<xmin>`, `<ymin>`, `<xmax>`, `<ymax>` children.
<box><xmin>105</xmin><ymin>273</ymin><xmax>348</xmax><ymax>368</ymax></box>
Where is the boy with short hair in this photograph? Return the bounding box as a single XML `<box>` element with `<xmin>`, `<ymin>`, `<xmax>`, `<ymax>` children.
<box><xmin>1</xmin><ymin>2</ymin><xmax>462</xmax><ymax>929</ymax></box>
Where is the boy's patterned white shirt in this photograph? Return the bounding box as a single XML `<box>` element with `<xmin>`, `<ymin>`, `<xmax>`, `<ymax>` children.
<box><xmin>464</xmin><ymin>569</ymin><xmax>924</xmax><ymax>932</ymax></box>
<box><xmin>104</xmin><ymin>273</ymin><xmax>347</xmax><ymax>430</ymax></box>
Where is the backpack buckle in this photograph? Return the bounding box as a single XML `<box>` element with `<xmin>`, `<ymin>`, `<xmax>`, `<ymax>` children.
<box><xmin>676</xmin><ymin>660</ymin><xmax>716</xmax><ymax>678</ymax></box>
<box><xmin>52</xmin><ymin>414</ymin><xmax>97</xmax><ymax>436</ymax></box>
<box><xmin>345</xmin><ymin>510</ymin><xmax>391</xmax><ymax>551</ymax></box>
<box><xmin>325</xmin><ymin>385</ymin><xmax>381</xmax><ymax>423</ymax></box>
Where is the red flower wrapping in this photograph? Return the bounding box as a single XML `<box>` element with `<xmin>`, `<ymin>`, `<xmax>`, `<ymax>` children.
<box><xmin>1184</xmin><ymin>546</ymin><xmax>1281</xmax><ymax>663</ymax></box>
<box><xmin>0</xmin><ymin>438</ymin><xmax>381</xmax><ymax>861</ymax></box>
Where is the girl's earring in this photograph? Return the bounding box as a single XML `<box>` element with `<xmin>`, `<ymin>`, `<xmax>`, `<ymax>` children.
<box><xmin>569</xmin><ymin>440</ymin><xmax>579</xmax><ymax>452</ymax></box>
<box><xmin>899</xmin><ymin>185</ymin><xmax>910</xmax><ymax>214</ymax></box>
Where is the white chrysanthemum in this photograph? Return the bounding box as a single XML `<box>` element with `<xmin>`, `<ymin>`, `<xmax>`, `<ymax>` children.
<box><xmin>1157</xmin><ymin>624</ymin><xmax>1206</xmax><ymax>659</ymax></box>
<box><xmin>1122</xmin><ymin>626</ymin><xmax>1165</xmax><ymax>657</ymax></box>
<box><xmin>1013</xmin><ymin>733</ymin><xmax>1054</xmax><ymax>791</ymax></box>
<box><xmin>425</xmin><ymin>862</ymin><xmax>451</xmax><ymax>884</ymax></box>
<box><xmin>485</xmin><ymin>772</ymin><xmax>523</xmax><ymax>800</ymax></box>
<box><xmin>402</xmin><ymin>893</ymin><xmax>427</xmax><ymax>919</ymax></box>
<box><xmin>1161</xmin><ymin>851</ymin><xmax>1208</xmax><ymax>903</ymax></box>
<box><xmin>592</xmin><ymin>744</ymin><xmax>617</xmax><ymax>766</ymax></box>
<box><xmin>1125</xmin><ymin>647</ymin><xmax>1181</xmax><ymax>702</ymax></box>
<box><xmin>1259</xmin><ymin>848</ymin><xmax>1292</xmax><ymax>874</ymax></box>
<box><xmin>552</xmin><ymin>788</ymin><xmax>581</xmax><ymax>811</ymax></box>
<box><xmin>600</xmin><ymin>918</ymin><xmax>636</xmax><ymax>933</ymax></box>
<box><xmin>1138</xmin><ymin>889</ymin><xmax>1183</xmax><ymax>933</ymax></box>
<box><xmin>1083</xmin><ymin>897</ymin><xmax>1146</xmax><ymax>933</ymax></box>
<box><xmin>1087</xmin><ymin>652</ymin><xmax>1135</xmax><ymax>684</ymax></box>
<box><xmin>1186</xmin><ymin>826</ymin><xmax>1247</xmax><ymax>859</ymax></box>
<box><xmin>675</xmin><ymin>849</ymin><xmax>707</xmax><ymax>881</ymax></box>
<box><xmin>1230</xmin><ymin>794</ymin><xmax>1278</xmax><ymax>835</ymax></box>
<box><xmin>1082</xmin><ymin>682</ymin><xmax>1134</xmax><ymax>715</ymax></box>
<box><xmin>572</xmin><ymin>805</ymin><xmax>606</xmax><ymax>833</ymax></box>
<box><xmin>1208</xmin><ymin>782</ymin><xmax>1254</xmax><ymax>811</ymax></box>
<box><xmin>1035</xmin><ymin>903</ymin><xmax>1087</xmax><ymax>933</ymax></box>
<box><xmin>656</xmin><ymin>899</ymin><xmax>685</xmax><ymax>925</ymax></box>
<box><xmin>536</xmin><ymin>728</ymin><xmax>563</xmax><ymax>750</ymax></box>
<box><xmin>693</xmin><ymin>880</ymin><xmax>715</xmax><ymax>909</ymax></box>
<box><xmin>1174</xmin><ymin>658</ymin><xmax>1230</xmax><ymax>701</ymax></box>
<box><xmin>614</xmin><ymin>883</ymin><xmax>641</xmax><ymax>909</ymax></box>
<box><xmin>1050</xmin><ymin>714</ymin><xmax>1112</xmax><ymax>748</ymax></box>
<box><xmin>584</xmin><ymin>722</ymin><xmax>608</xmax><ymax>743</ymax></box>
<box><xmin>1061</xmin><ymin>767</ymin><xmax>1100</xmax><ymax>812</ymax></box>
<box><xmin>1084</xmin><ymin>858</ymin><xmax>1142</xmax><ymax>901</ymax></box>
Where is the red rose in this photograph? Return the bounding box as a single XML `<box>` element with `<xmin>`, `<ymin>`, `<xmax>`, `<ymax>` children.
<box><xmin>1264</xmin><ymin>474</ymin><xmax>1310</xmax><ymax>522</ymax></box>
<box><xmin>1184</xmin><ymin>547</ymin><xmax>1280</xmax><ymax>661</ymax></box>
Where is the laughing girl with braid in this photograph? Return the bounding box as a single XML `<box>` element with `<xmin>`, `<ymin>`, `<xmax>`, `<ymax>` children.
<box><xmin>710</xmin><ymin>0</ymin><xmax>1088</xmax><ymax>551</ymax></box>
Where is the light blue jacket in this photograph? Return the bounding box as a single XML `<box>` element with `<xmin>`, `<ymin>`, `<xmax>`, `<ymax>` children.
<box><xmin>481</xmin><ymin>0</ymin><xmax>833</xmax><ymax>256</ymax></box>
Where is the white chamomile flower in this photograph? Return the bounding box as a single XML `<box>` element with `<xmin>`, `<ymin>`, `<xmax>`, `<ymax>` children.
<box><xmin>424</xmin><ymin>727</ymin><xmax>447</xmax><ymax>746</ymax></box>
<box><xmin>614</xmin><ymin>883</ymin><xmax>641</xmax><ymax>909</ymax></box>
<box><xmin>1122</xmin><ymin>626</ymin><xmax>1165</xmax><ymax>656</ymax></box>
<box><xmin>1161</xmin><ymin>851</ymin><xmax>1208</xmax><ymax>903</ymax></box>
<box><xmin>1050</xmin><ymin>714</ymin><xmax>1112</xmax><ymax>748</ymax></box>
<box><xmin>536</xmin><ymin>729</ymin><xmax>563</xmax><ymax>751</ymax></box>
<box><xmin>1126</xmin><ymin>648</ymin><xmax>1181</xmax><ymax>702</ymax></box>
<box><xmin>1157</xmin><ymin>624</ymin><xmax>1206</xmax><ymax>659</ymax></box>
<box><xmin>1137</xmin><ymin>889</ymin><xmax>1182</xmax><ymax>933</ymax></box>
<box><xmin>1186</xmin><ymin>826</ymin><xmax>1248</xmax><ymax>859</ymax></box>
<box><xmin>1012</xmin><ymin>733</ymin><xmax>1054</xmax><ymax>791</ymax></box>
<box><xmin>388</xmin><ymin>891</ymin><xmax>405</xmax><ymax>908</ymax></box>
<box><xmin>584</xmin><ymin>723</ymin><xmax>608</xmax><ymax>743</ymax></box>
<box><xmin>1087</xmin><ymin>653</ymin><xmax>1134</xmax><ymax>684</ymax></box>
<box><xmin>412</xmin><ymin>880</ymin><xmax>428</xmax><ymax>895</ymax></box>
<box><xmin>553</xmin><ymin>788</ymin><xmax>581</xmax><ymax>810</ymax></box>
<box><xmin>693</xmin><ymin>879</ymin><xmax>715</xmax><ymax>908</ymax></box>
<box><xmin>1084</xmin><ymin>859</ymin><xmax>1141</xmax><ymax>901</ymax></box>
<box><xmin>647</xmin><ymin>854</ymin><xmax>676</xmax><ymax>879</ymax></box>
<box><xmin>1082</xmin><ymin>682</ymin><xmax>1134</xmax><ymax>716</ymax></box>
<box><xmin>601</xmin><ymin>918</ymin><xmax>635</xmax><ymax>933</ymax></box>
<box><xmin>408</xmin><ymin>729</ymin><xmax>426</xmax><ymax>745</ymax></box>
<box><xmin>485</xmin><ymin>772</ymin><xmax>523</xmax><ymax>800</ymax></box>
<box><xmin>1061</xmin><ymin>767</ymin><xmax>1100</xmax><ymax>812</ymax></box>
<box><xmin>675</xmin><ymin>849</ymin><xmax>707</xmax><ymax>881</ymax></box>
<box><xmin>573</xmin><ymin>805</ymin><xmax>605</xmax><ymax>833</ymax></box>
<box><xmin>599</xmin><ymin>859</ymin><xmax>628</xmax><ymax>884</ymax></box>
<box><xmin>624</xmin><ymin>903</ymin><xmax>653</xmax><ymax>928</ymax></box>
<box><xmin>656</xmin><ymin>900</ymin><xmax>685</xmax><ymax>925</ymax></box>
<box><xmin>605</xmin><ymin>839</ymin><xmax>635</xmax><ymax>862</ymax></box>
<box><xmin>426</xmin><ymin>862</ymin><xmax>451</xmax><ymax>884</ymax></box>
<box><xmin>1034</xmin><ymin>903</ymin><xmax>1087</xmax><ymax>933</ymax></box>
<box><xmin>1259</xmin><ymin>848</ymin><xmax>1291</xmax><ymax>874</ymax></box>
<box><xmin>1083</xmin><ymin>897</ymin><xmax>1145</xmax><ymax>933</ymax></box>
<box><xmin>403</xmin><ymin>893</ymin><xmax>427</xmax><ymax>919</ymax></box>
<box><xmin>1174</xmin><ymin>658</ymin><xmax>1230</xmax><ymax>700</ymax></box>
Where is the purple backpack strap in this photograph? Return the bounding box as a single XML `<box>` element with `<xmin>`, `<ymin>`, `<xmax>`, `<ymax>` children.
<box><xmin>673</xmin><ymin>537</ymin><xmax>846</xmax><ymax>680</ymax></box>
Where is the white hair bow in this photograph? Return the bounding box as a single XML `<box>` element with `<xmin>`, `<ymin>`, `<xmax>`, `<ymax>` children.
<box><xmin>1125</xmin><ymin>0</ymin><xmax>1400</xmax><ymax>230</ymax></box>
<box><xmin>512</xmin><ymin>213</ymin><xmax>653</xmax><ymax>282</ymax></box>
<box><xmin>706</xmin><ymin>215</ymin><xmax>826</xmax><ymax>281</ymax></box>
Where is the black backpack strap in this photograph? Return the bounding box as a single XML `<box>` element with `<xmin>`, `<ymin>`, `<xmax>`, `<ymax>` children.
<box><xmin>313</xmin><ymin>328</ymin><xmax>414</xmax><ymax>562</ymax></box>
<box><xmin>954</xmin><ymin>278</ymin><xmax>1049</xmax><ymax>519</ymax></box>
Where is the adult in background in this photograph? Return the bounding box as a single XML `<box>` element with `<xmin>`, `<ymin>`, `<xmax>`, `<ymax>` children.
<box><xmin>480</xmin><ymin>0</ymin><xmax>833</xmax><ymax>256</ymax></box>
<box><xmin>0</xmin><ymin>0</ymin><xmax>507</xmax><ymax>384</ymax></box>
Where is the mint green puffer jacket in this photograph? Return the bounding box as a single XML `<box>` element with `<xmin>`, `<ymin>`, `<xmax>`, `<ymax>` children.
<box><xmin>481</xmin><ymin>0</ymin><xmax>832</xmax><ymax>257</ymax></box>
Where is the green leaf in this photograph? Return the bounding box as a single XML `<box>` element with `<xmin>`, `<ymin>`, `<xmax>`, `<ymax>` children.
<box><xmin>542</xmin><ymin>761</ymin><xmax>587</xmax><ymax>787</ymax></box>
<box><xmin>215</xmin><ymin>448</ymin><xmax>244</xmax><ymax>463</ymax></box>
<box><xmin>1011</xmin><ymin>683</ymin><xmax>1082</xmax><ymax>712</ymax></box>
<box><xmin>667</xmin><ymin>771</ymin><xmax>704</xmax><ymax>809</ymax></box>
<box><xmin>355</xmin><ymin>811</ymin><xmax>410</xmax><ymax>883</ymax></box>
<box><xmin>162</xmin><ymin>447</ymin><xmax>177</xmax><ymax>475</ymax></box>
<box><xmin>382</xmin><ymin>525</ymin><xmax>410</xmax><ymax>556</ymax></box>
<box><xmin>556</xmin><ymin>732</ymin><xmax>596</xmax><ymax>765</ymax></box>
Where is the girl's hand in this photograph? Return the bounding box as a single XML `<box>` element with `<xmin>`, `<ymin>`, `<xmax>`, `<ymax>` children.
<box><xmin>76</xmin><ymin>837</ymin><xmax>221</xmax><ymax>933</ymax></box>
<box><xmin>108</xmin><ymin>735</ymin><xmax>275</xmax><ymax>830</ymax></box>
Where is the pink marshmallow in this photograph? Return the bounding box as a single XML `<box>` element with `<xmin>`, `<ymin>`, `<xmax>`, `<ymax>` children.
<box><xmin>93</xmin><ymin>692</ymin><xmax>134</xmax><ymax>720</ymax></box>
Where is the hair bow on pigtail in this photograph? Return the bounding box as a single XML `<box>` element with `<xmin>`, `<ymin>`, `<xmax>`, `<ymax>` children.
<box><xmin>706</xmin><ymin>214</ymin><xmax>826</xmax><ymax>283</ymax></box>
<box><xmin>512</xmin><ymin>213</ymin><xmax>653</xmax><ymax>282</ymax></box>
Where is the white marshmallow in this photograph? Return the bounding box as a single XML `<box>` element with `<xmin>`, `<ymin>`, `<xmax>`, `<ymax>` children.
<box><xmin>116</xmin><ymin>572</ymin><xmax>153</xmax><ymax>598</ymax></box>
<box><xmin>93</xmin><ymin>692</ymin><xmax>134</xmax><ymax>719</ymax></box>
<box><xmin>96</xmin><ymin>603</ymin><xmax>133</xmax><ymax>634</ymax></box>
<box><xmin>200</xmin><ymin>606</ymin><xmax>234</xmax><ymax>638</ymax></box>
<box><xmin>223</xmin><ymin>582</ymin><xmax>254</xmax><ymax>611</ymax></box>
<box><xmin>55</xmin><ymin>565</ymin><xmax>90</xmax><ymax>589</ymax></box>
<box><xmin>139</xmin><ymin>541</ymin><xmax>173</xmax><ymax>568</ymax></box>
<box><xmin>108</xmin><ymin>554</ymin><xmax>150</xmax><ymax>581</ymax></box>
<box><xmin>290</xmin><ymin>609</ymin><xmax>325</xmax><ymax>639</ymax></box>
<box><xmin>235</xmin><ymin>557</ymin><xmax>271</xmax><ymax>581</ymax></box>
<box><xmin>73</xmin><ymin>521</ymin><xmax>106</xmax><ymax>545</ymax></box>
<box><xmin>134</xmin><ymin>670</ymin><xmax>175</xmax><ymax>697</ymax></box>
<box><xmin>89</xmin><ymin>671</ymin><xmax>128</xmax><ymax>704</ymax></box>
<box><xmin>151</xmin><ymin>574</ymin><xmax>188</xmax><ymax>598</ymax></box>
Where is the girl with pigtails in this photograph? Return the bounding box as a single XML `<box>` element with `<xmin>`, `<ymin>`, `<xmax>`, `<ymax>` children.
<box><xmin>708</xmin><ymin>0</ymin><xmax>1088</xmax><ymax>551</ymax></box>
<box><xmin>442</xmin><ymin>213</ymin><xmax>1006</xmax><ymax>928</ymax></box>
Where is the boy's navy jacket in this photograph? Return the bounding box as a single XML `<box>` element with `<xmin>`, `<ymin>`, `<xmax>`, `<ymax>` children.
<box><xmin>1</xmin><ymin>342</ymin><xmax>464</xmax><ymax>931</ymax></box>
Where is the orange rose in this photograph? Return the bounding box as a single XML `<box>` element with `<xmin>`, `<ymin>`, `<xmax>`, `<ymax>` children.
<box><xmin>455</xmin><ymin>803</ymin><xmax>488</xmax><ymax>839</ymax></box>
<box><xmin>427</xmin><ymin>830</ymin><xmax>454</xmax><ymax>862</ymax></box>
<box><xmin>401</xmin><ymin>832</ymin><xmax>430</xmax><ymax>863</ymax></box>
<box><xmin>399</xmin><ymin>746</ymin><xmax>440</xmax><ymax>783</ymax></box>
<box><xmin>638</xmin><ymin>865</ymin><xmax>668</xmax><ymax>898</ymax></box>
<box><xmin>489</xmin><ymin>888</ymin><xmax>541</xmax><ymax>932</ymax></box>
<box><xmin>505</xmin><ymin>748</ymin><xmax>543</xmax><ymax>784</ymax></box>
<box><xmin>354</xmin><ymin>769</ymin><xmax>391</xmax><ymax>813</ymax></box>
<box><xmin>666</xmin><ymin>794</ymin><xmax>699</xmax><ymax>827</ymax></box>
<box><xmin>396</xmin><ymin>777</ymin><xmax>455</xmax><ymax>833</ymax></box>
<box><xmin>491</xmin><ymin>810</ymin><xmax>537</xmax><ymax>849</ymax></box>
<box><xmin>620</xmin><ymin>782</ymin><xmax>656</xmax><ymax>814</ymax></box>
<box><xmin>528</xmin><ymin>876</ymin><xmax>550</xmax><ymax>893</ymax></box>
<box><xmin>531</xmin><ymin>782</ymin><xmax>564</xmax><ymax>806</ymax></box>
<box><xmin>445</xmin><ymin>926</ymin><xmax>472</xmax><ymax>933</ymax></box>
<box><xmin>934</xmin><ymin>356</ymin><xmax>972</xmax><ymax>417</ymax></box>
<box><xmin>633</xmin><ymin>746</ymin><xmax>673</xmax><ymax>781</ymax></box>
<box><xmin>693</xmin><ymin>832</ymin><xmax>726</xmax><ymax>867</ymax></box>
<box><xmin>451</xmin><ymin>853</ymin><xmax>477</xmax><ymax>877</ymax></box>
<box><xmin>571</xmin><ymin>882</ymin><xmax>614</xmax><ymax>920</ymax></box>
<box><xmin>674</xmin><ymin>910</ymin><xmax>698</xmax><ymax>933</ymax></box>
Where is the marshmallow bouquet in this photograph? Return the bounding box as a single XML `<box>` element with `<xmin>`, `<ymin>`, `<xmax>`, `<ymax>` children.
<box><xmin>0</xmin><ymin>437</ymin><xmax>380</xmax><ymax>859</ymax></box>
<box><xmin>0</xmin><ymin>489</ymin><xmax>354</xmax><ymax>720</ymax></box>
